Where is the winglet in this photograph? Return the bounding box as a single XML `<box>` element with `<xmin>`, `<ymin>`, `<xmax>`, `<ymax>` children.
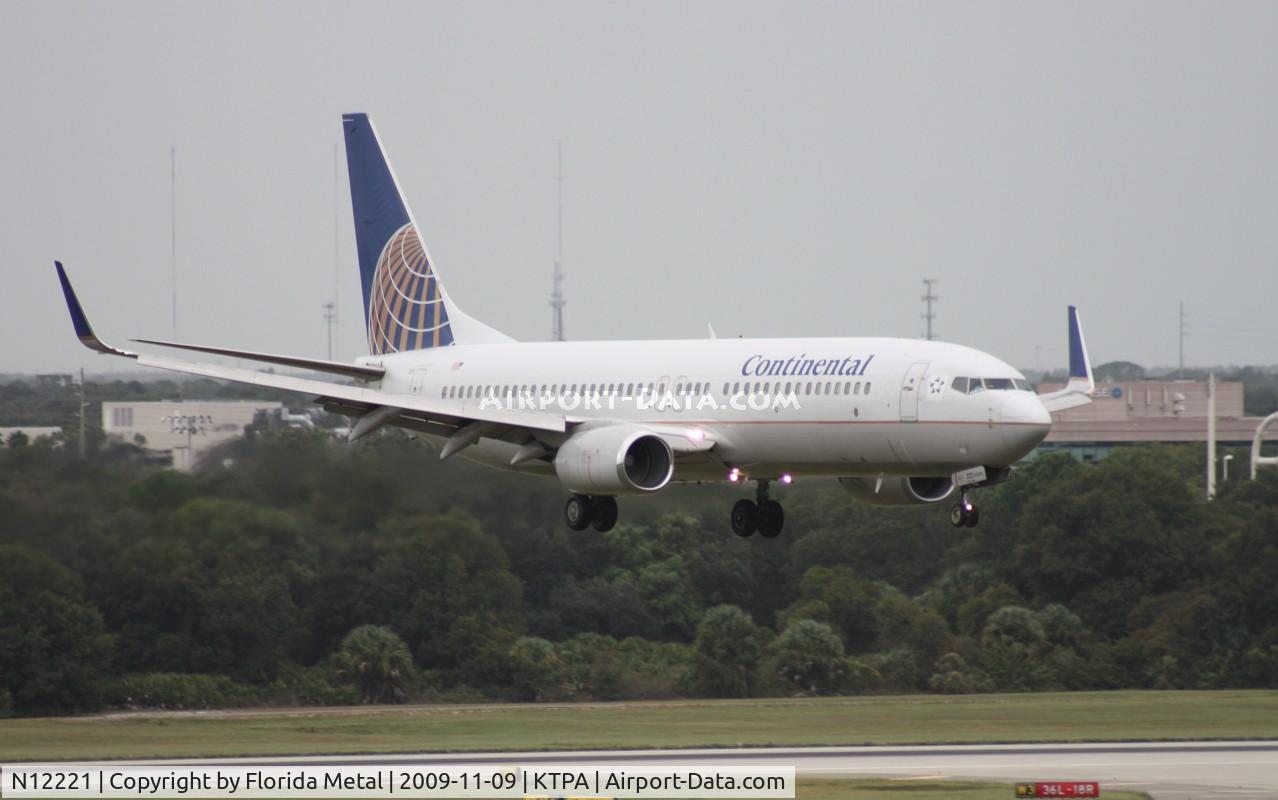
<box><xmin>1067</xmin><ymin>305</ymin><xmax>1093</xmax><ymax>390</ymax></box>
<box><xmin>1040</xmin><ymin>305</ymin><xmax>1095</xmax><ymax>413</ymax></box>
<box><xmin>54</xmin><ymin>262</ymin><xmax>135</xmax><ymax>358</ymax></box>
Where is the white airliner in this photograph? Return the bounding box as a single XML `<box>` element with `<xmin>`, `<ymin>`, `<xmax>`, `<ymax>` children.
<box><xmin>56</xmin><ymin>113</ymin><xmax>1095</xmax><ymax>536</ymax></box>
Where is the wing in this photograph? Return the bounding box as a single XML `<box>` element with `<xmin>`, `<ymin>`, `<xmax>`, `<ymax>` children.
<box><xmin>130</xmin><ymin>338</ymin><xmax>385</xmax><ymax>381</ymax></box>
<box><xmin>54</xmin><ymin>263</ymin><xmax>567</xmax><ymax>444</ymax></box>
<box><xmin>55</xmin><ymin>262</ymin><xmax>729</xmax><ymax>471</ymax></box>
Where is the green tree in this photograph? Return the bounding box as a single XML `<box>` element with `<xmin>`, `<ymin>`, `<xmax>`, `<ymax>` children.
<box><xmin>1004</xmin><ymin>447</ymin><xmax>1207</xmax><ymax>635</ymax></box>
<box><xmin>0</xmin><ymin>546</ymin><xmax>114</xmax><ymax>713</ymax></box>
<box><xmin>126</xmin><ymin>470</ymin><xmax>198</xmax><ymax>512</ymax></box>
<box><xmin>786</xmin><ymin>489</ymin><xmax>955</xmax><ymax>595</ymax></box>
<box><xmin>99</xmin><ymin>498</ymin><xmax>314</xmax><ymax>682</ymax></box>
<box><xmin>506</xmin><ymin>637</ymin><xmax>563</xmax><ymax>701</ymax></box>
<box><xmin>980</xmin><ymin>606</ymin><xmax>1053</xmax><ymax>691</ymax></box>
<box><xmin>928</xmin><ymin>652</ymin><xmax>993</xmax><ymax>694</ymax></box>
<box><xmin>1093</xmin><ymin>361</ymin><xmax>1146</xmax><ymax>382</ymax></box>
<box><xmin>331</xmin><ymin>625</ymin><xmax>413</xmax><ymax>703</ymax></box>
<box><xmin>361</xmin><ymin>513</ymin><xmax>525</xmax><ymax>671</ymax></box>
<box><xmin>1036</xmin><ymin>604</ymin><xmax>1085</xmax><ymax>647</ymax></box>
<box><xmin>693</xmin><ymin>605</ymin><xmax>764</xmax><ymax>697</ymax></box>
<box><xmin>957</xmin><ymin>584</ymin><xmax>1026</xmax><ymax>636</ymax></box>
<box><xmin>773</xmin><ymin>619</ymin><xmax>847</xmax><ymax>695</ymax></box>
<box><xmin>780</xmin><ymin>565</ymin><xmax>882</xmax><ymax>652</ymax></box>
<box><xmin>983</xmin><ymin>606</ymin><xmax>1046</xmax><ymax>648</ymax></box>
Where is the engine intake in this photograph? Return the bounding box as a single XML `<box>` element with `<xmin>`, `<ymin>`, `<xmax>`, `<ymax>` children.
<box><xmin>838</xmin><ymin>475</ymin><xmax>956</xmax><ymax>506</ymax></box>
<box><xmin>555</xmin><ymin>426</ymin><xmax>674</xmax><ymax>495</ymax></box>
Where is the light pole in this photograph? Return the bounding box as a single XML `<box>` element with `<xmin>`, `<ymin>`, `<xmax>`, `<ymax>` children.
<box><xmin>1223</xmin><ymin>453</ymin><xmax>1234</xmax><ymax>482</ymax></box>
<box><xmin>1206</xmin><ymin>373</ymin><xmax>1216</xmax><ymax>500</ymax></box>
<box><xmin>163</xmin><ymin>412</ymin><xmax>211</xmax><ymax>470</ymax></box>
<box><xmin>323</xmin><ymin>302</ymin><xmax>336</xmax><ymax>360</ymax></box>
<box><xmin>76</xmin><ymin>368</ymin><xmax>87</xmax><ymax>458</ymax></box>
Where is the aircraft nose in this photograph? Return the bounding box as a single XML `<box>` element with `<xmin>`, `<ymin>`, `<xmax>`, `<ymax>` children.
<box><xmin>1000</xmin><ymin>392</ymin><xmax>1052</xmax><ymax>457</ymax></box>
<box><xmin>1002</xmin><ymin>391</ymin><xmax>1052</xmax><ymax>425</ymax></box>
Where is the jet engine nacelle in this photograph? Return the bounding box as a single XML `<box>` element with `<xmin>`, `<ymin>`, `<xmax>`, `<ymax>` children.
<box><xmin>839</xmin><ymin>475</ymin><xmax>956</xmax><ymax>506</ymax></box>
<box><xmin>554</xmin><ymin>425</ymin><xmax>674</xmax><ymax>495</ymax></box>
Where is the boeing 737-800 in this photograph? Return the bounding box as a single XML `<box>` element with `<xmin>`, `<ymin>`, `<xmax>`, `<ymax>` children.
<box><xmin>56</xmin><ymin>113</ymin><xmax>1095</xmax><ymax>536</ymax></box>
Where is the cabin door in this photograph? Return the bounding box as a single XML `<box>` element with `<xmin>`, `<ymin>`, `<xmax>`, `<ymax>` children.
<box><xmin>410</xmin><ymin>368</ymin><xmax>428</xmax><ymax>396</ymax></box>
<box><xmin>899</xmin><ymin>362</ymin><xmax>929</xmax><ymax>421</ymax></box>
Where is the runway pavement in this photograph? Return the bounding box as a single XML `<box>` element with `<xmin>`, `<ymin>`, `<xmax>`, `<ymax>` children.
<box><xmin>46</xmin><ymin>741</ymin><xmax>1278</xmax><ymax>800</ymax></box>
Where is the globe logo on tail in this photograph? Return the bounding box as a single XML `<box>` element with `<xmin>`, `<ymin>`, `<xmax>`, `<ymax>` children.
<box><xmin>367</xmin><ymin>223</ymin><xmax>453</xmax><ymax>354</ymax></box>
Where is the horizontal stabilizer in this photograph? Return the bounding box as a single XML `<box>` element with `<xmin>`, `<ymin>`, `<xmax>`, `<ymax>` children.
<box><xmin>1039</xmin><ymin>391</ymin><xmax>1093</xmax><ymax>413</ymax></box>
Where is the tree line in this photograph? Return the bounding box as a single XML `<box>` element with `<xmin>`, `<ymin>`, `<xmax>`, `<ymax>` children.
<box><xmin>0</xmin><ymin>422</ymin><xmax>1276</xmax><ymax>716</ymax></box>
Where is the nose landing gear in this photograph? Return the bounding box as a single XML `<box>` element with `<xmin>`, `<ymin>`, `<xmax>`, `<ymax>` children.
<box><xmin>950</xmin><ymin>492</ymin><xmax>980</xmax><ymax>528</ymax></box>
<box><xmin>730</xmin><ymin>479</ymin><xmax>785</xmax><ymax>538</ymax></box>
<box><xmin>565</xmin><ymin>494</ymin><xmax>619</xmax><ymax>532</ymax></box>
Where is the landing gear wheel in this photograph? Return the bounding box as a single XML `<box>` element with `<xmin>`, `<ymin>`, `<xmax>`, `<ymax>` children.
<box><xmin>964</xmin><ymin>506</ymin><xmax>980</xmax><ymax>528</ymax></box>
<box><xmin>758</xmin><ymin>499</ymin><xmax>785</xmax><ymax>538</ymax></box>
<box><xmin>590</xmin><ymin>496</ymin><xmax>619</xmax><ymax>532</ymax></box>
<box><xmin>950</xmin><ymin>499</ymin><xmax>980</xmax><ymax>528</ymax></box>
<box><xmin>730</xmin><ymin>499</ymin><xmax>758</xmax><ymax>537</ymax></box>
<box><xmin>565</xmin><ymin>495</ymin><xmax>594</xmax><ymax>531</ymax></box>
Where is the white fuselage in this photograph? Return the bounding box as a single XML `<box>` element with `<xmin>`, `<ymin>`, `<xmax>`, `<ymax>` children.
<box><xmin>356</xmin><ymin>335</ymin><xmax>1052</xmax><ymax>483</ymax></box>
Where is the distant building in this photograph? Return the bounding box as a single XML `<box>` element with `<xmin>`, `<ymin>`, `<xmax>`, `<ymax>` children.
<box><xmin>1038</xmin><ymin>380</ymin><xmax>1278</xmax><ymax>461</ymax></box>
<box><xmin>101</xmin><ymin>400</ymin><xmax>283</xmax><ymax>471</ymax></box>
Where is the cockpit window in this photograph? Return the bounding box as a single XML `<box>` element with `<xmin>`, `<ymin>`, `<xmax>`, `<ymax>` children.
<box><xmin>957</xmin><ymin>376</ymin><xmax>1031</xmax><ymax>393</ymax></box>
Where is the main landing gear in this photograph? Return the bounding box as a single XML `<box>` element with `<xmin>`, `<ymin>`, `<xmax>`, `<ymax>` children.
<box><xmin>950</xmin><ymin>492</ymin><xmax>980</xmax><ymax>528</ymax></box>
<box><xmin>564</xmin><ymin>494</ymin><xmax>619</xmax><ymax>532</ymax></box>
<box><xmin>731</xmin><ymin>480</ymin><xmax>784</xmax><ymax>538</ymax></box>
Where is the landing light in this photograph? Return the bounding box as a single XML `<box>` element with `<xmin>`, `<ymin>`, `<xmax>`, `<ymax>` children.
<box><xmin>687</xmin><ymin>428</ymin><xmax>706</xmax><ymax>443</ymax></box>
<box><xmin>728</xmin><ymin>467</ymin><xmax>741</xmax><ymax>483</ymax></box>
<box><xmin>780</xmin><ymin>473</ymin><xmax>794</xmax><ymax>485</ymax></box>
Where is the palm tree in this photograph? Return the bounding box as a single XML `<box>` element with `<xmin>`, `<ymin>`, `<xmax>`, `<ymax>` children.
<box><xmin>331</xmin><ymin>625</ymin><xmax>413</xmax><ymax>703</ymax></box>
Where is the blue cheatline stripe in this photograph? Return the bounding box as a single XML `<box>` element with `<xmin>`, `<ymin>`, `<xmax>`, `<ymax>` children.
<box><xmin>1067</xmin><ymin>305</ymin><xmax>1088</xmax><ymax>378</ymax></box>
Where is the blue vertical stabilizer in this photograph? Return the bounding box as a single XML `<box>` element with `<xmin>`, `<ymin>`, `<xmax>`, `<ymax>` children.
<box><xmin>343</xmin><ymin>113</ymin><xmax>454</xmax><ymax>353</ymax></box>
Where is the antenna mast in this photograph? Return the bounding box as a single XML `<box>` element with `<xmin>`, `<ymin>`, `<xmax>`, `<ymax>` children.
<box><xmin>170</xmin><ymin>145</ymin><xmax>177</xmax><ymax>338</ymax></box>
<box><xmin>550</xmin><ymin>142</ymin><xmax>566</xmax><ymax>341</ymax></box>
<box><xmin>921</xmin><ymin>278</ymin><xmax>938</xmax><ymax>340</ymax></box>
<box><xmin>1179</xmin><ymin>301</ymin><xmax>1188</xmax><ymax>371</ymax></box>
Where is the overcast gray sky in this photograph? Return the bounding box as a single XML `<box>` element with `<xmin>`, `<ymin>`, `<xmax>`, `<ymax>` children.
<box><xmin>3</xmin><ymin>1</ymin><xmax>1277</xmax><ymax>376</ymax></box>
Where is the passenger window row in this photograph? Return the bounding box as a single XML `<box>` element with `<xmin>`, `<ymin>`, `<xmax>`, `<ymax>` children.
<box><xmin>443</xmin><ymin>382</ymin><xmax>670</xmax><ymax>400</ymax></box>
<box><xmin>722</xmin><ymin>380</ymin><xmax>871</xmax><ymax>396</ymax></box>
<box><xmin>439</xmin><ymin>379</ymin><xmax>873</xmax><ymax>401</ymax></box>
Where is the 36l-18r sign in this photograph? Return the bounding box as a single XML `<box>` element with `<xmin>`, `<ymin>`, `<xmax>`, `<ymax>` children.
<box><xmin>1016</xmin><ymin>783</ymin><xmax>1100</xmax><ymax>798</ymax></box>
